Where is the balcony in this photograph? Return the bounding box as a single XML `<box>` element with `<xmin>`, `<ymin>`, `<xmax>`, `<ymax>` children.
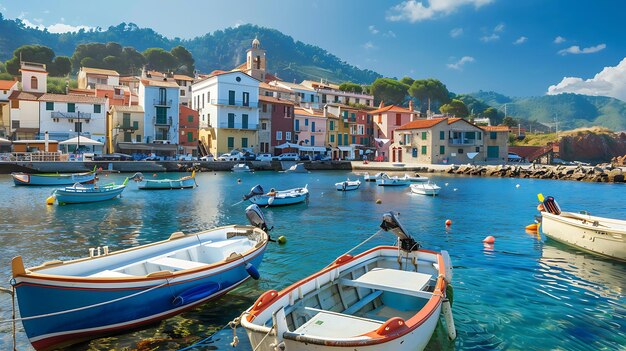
<box><xmin>153</xmin><ymin>99</ymin><xmax>173</xmax><ymax>107</ymax></box>
<box><xmin>51</xmin><ymin>111</ymin><xmax>92</xmax><ymax>120</ymax></box>
<box><xmin>295</xmin><ymin>126</ymin><xmax>309</xmax><ymax>132</ymax></box>
<box><xmin>449</xmin><ymin>139</ymin><xmax>477</xmax><ymax>146</ymax></box>
<box><xmin>218</xmin><ymin>122</ymin><xmax>258</xmax><ymax>130</ymax></box>
<box><xmin>118</xmin><ymin>123</ymin><xmax>138</xmax><ymax>131</ymax></box>
<box><xmin>153</xmin><ymin>116</ymin><xmax>173</xmax><ymax>126</ymax></box>
<box><xmin>211</xmin><ymin>99</ymin><xmax>258</xmax><ymax>108</ymax></box>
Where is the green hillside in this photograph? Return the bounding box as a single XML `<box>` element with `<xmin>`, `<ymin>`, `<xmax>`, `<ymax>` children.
<box><xmin>0</xmin><ymin>15</ymin><xmax>380</xmax><ymax>84</ymax></box>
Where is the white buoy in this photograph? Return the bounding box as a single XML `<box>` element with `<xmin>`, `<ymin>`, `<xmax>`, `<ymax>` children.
<box><xmin>445</xmin><ymin>183</ymin><xmax>449</xmax><ymax>186</ymax></box>
<box><xmin>453</xmin><ymin>188</ymin><xmax>458</xmax><ymax>191</ymax></box>
<box><xmin>516</xmin><ymin>184</ymin><xmax>520</xmax><ymax>188</ymax></box>
<box><xmin>442</xmin><ymin>299</ymin><xmax>457</xmax><ymax>340</ymax></box>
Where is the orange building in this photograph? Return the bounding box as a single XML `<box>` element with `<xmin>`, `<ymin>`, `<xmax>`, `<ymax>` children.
<box><xmin>179</xmin><ymin>104</ymin><xmax>199</xmax><ymax>155</ymax></box>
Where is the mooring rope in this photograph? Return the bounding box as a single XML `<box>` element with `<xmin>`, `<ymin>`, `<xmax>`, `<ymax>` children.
<box><xmin>336</xmin><ymin>228</ymin><xmax>386</xmax><ymax>260</ymax></box>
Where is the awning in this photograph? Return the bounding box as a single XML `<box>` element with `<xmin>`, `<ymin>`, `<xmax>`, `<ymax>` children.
<box><xmin>338</xmin><ymin>146</ymin><xmax>352</xmax><ymax>152</ymax></box>
<box><xmin>374</xmin><ymin>138</ymin><xmax>390</xmax><ymax>144</ymax></box>
<box><xmin>275</xmin><ymin>142</ymin><xmax>300</xmax><ymax>149</ymax></box>
<box><xmin>0</xmin><ymin>137</ymin><xmax>11</xmax><ymax>145</ymax></box>
<box><xmin>117</xmin><ymin>142</ymin><xmax>178</xmax><ymax>151</ymax></box>
<box><xmin>59</xmin><ymin>136</ymin><xmax>103</xmax><ymax>146</ymax></box>
<box><xmin>299</xmin><ymin>146</ymin><xmax>326</xmax><ymax>152</ymax></box>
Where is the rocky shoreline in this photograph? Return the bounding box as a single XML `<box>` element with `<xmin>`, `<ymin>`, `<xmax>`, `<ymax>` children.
<box><xmin>445</xmin><ymin>164</ymin><xmax>625</xmax><ymax>183</ymax></box>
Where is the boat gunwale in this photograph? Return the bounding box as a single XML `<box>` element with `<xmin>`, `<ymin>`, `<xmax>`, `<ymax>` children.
<box><xmin>12</xmin><ymin>225</ymin><xmax>269</xmax><ymax>283</ymax></box>
<box><xmin>243</xmin><ymin>245</ymin><xmax>448</xmax><ymax>346</ymax></box>
<box><xmin>542</xmin><ymin>211</ymin><xmax>626</xmax><ymax>235</ymax></box>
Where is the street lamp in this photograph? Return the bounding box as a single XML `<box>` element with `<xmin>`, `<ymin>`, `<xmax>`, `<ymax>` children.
<box><xmin>76</xmin><ymin>108</ymin><xmax>81</xmax><ymax>151</ymax></box>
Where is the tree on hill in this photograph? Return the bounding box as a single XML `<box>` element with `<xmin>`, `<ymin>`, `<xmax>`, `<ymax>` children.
<box><xmin>440</xmin><ymin>99</ymin><xmax>469</xmax><ymax>117</ymax></box>
<box><xmin>338</xmin><ymin>82</ymin><xmax>363</xmax><ymax>93</ymax></box>
<box><xmin>5</xmin><ymin>45</ymin><xmax>55</xmax><ymax>75</ymax></box>
<box><xmin>170</xmin><ymin>45</ymin><xmax>195</xmax><ymax>76</ymax></box>
<box><xmin>408</xmin><ymin>79</ymin><xmax>450</xmax><ymax>113</ymax></box>
<box><xmin>371</xmin><ymin>78</ymin><xmax>408</xmax><ymax>106</ymax></box>
<box><xmin>400</xmin><ymin>76</ymin><xmax>414</xmax><ymax>86</ymax></box>
<box><xmin>143</xmin><ymin>48</ymin><xmax>178</xmax><ymax>72</ymax></box>
<box><xmin>48</xmin><ymin>56</ymin><xmax>72</xmax><ymax>76</ymax></box>
<box><xmin>482</xmin><ymin>107</ymin><xmax>503</xmax><ymax>125</ymax></box>
<box><xmin>502</xmin><ymin>116</ymin><xmax>519</xmax><ymax>127</ymax></box>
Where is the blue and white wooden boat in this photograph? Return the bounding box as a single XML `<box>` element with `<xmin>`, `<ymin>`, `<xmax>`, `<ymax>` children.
<box><xmin>132</xmin><ymin>171</ymin><xmax>198</xmax><ymax>190</ymax></box>
<box><xmin>376</xmin><ymin>174</ymin><xmax>410</xmax><ymax>187</ymax></box>
<box><xmin>51</xmin><ymin>179</ymin><xmax>128</xmax><ymax>204</ymax></box>
<box><xmin>11</xmin><ymin>205</ymin><xmax>270</xmax><ymax>350</ymax></box>
<box><xmin>243</xmin><ymin>184</ymin><xmax>309</xmax><ymax>206</ymax></box>
<box><xmin>12</xmin><ymin>169</ymin><xmax>96</xmax><ymax>186</ymax></box>
<box><xmin>335</xmin><ymin>179</ymin><xmax>361</xmax><ymax>191</ymax></box>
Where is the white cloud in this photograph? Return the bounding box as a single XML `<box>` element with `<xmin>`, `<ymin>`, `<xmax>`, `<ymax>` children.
<box><xmin>558</xmin><ymin>43</ymin><xmax>606</xmax><ymax>56</ymax></box>
<box><xmin>480</xmin><ymin>33</ymin><xmax>499</xmax><ymax>42</ymax></box>
<box><xmin>234</xmin><ymin>20</ymin><xmax>244</xmax><ymax>28</ymax></box>
<box><xmin>450</xmin><ymin>27</ymin><xmax>463</xmax><ymax>38</ymax></box>
<box><xmin>386</xmin><ymin>0</ymin><xmax>494</xmax><ymax>22</ymax></box>
<box><xmin>384</xmin><ymin>30</ymin><xmax>397</xmax><ymax>38</ymax></box>
<box><xmin>368</xmin><ymin>25</ymin><xmax>379</xmax><ymax>35</ymax></box>
<box><xmin>19</xmin><ymin>16</ymin><xmax>93</xmax><ymax>33</ymax></box>
<box><xmin>363</xmin><ymin>41</ymin><xmax>377</xmax><ymax>50</ymax></box>
<box><xmin>554</xmin><ymin>36</ymin><xmax>566</xmax><ymax>44</ymax></box>
<box><xmin>494</xmin><ymin>23</ymin><xmax>505</xmax><ymax>32</ymax></box>
<box><xmin>513</xmin><ymin>36</ymin><xmax>527</xmax><ymax>45</ymax></box>
<box><xmin>547</xmin><ymin>57</ymin><xmax>626</xmax><ymax>102</ymax></box>
<box><xmin>447</xmin><ymin>56</ymin><xmax>475</xmax><ymax>70</ymax></box>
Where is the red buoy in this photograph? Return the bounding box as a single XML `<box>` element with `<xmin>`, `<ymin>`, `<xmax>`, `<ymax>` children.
<box><xmin>483</xmin><ymin>235</ymin><xmax>495</xmax><ymax>244</ymax></box>
<box><xmin>445</xmin><ymin>219</ymin><xmax>452</xmax><ymax>226</ymax></box>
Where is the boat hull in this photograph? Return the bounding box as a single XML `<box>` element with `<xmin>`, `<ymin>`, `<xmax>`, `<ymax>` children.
<box><xmin>335</xmin><ymin>181</ymin><xmax>361</xmax><ymax>191</ymax></box>
<box><xmin>249</xmin><ymin>194</ymin><xmax>307</xmax><ymax>206</ymax></box>
<box><xmin>541</xmin><ymin>212</ymin><xmax>626</xmax><ymax>261</ymax></box>
<box><xmin>410</xmin><ymin>184</ymin><xmax>441</xmax><ymax>196</ymax></box>
<box><xmin>12</xmin><ymin>172</ymin><xmax>96</xmax><ymax>186</ymax></box>
<box><xmin>138</xmin><ymin>178</ymin><xmax>196</xmax><ymax>190</ymax></box>
<box><xmin>376</xmin><ymin>178</ymin><xmax>410</xmax><ymax>186</ymax></box>
<box><xmin>55</xmin><ymin>185</ymin><xmax>125</xmax><ymax>204</ymax></box>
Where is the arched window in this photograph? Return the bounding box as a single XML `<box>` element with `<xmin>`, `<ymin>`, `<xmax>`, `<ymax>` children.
<box><xmin>31</xmin><ymin>76</ymin><xmax>38</xmax><ymax>90</ymax></box>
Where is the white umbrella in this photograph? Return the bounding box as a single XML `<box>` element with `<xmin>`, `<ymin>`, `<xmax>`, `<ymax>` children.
<box><xmin>0</xmin><ymin>137</ymin><xmax>11</xmax><ymax>145</ymax></box>
<box><xmin>59</xmin><ymin>136</ymin><xmax>103</xmax><ymax>146</ymax></box>
<box><xmin>275</xmin><ymin>142</ymin><xmax>300</xmax><ymax>149</ymax></box>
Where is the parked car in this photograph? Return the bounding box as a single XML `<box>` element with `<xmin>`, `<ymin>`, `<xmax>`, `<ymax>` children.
<box><xmin>93</xmin><ymin>153</ymin><xmax>133</xmax><ymax>161</ymax></box>
<box><xmin>314</xmin><ymin>154</ymin><xmax>332</xmax><ymax>161</ymax></box>
<box><xmin>255</xmin><ymin>153</ymin><xmax>273</xmax><ymax>161</ymax></box>
<box><xmin>273</xmin><ymin>153</ymin><xmax>300</xmax><ymax>161</ymax></box>
<box><xmin>241</xmin><ymin>152</ymin><xmax>256</xmax><ymax>161</ymax></box>
<box><xmin>300</xmin><ymin>155</ymin><xmax>312</xmax><ymax>161</ymax></box>
<box><xmin>200</xmin><ymin>154</ymin><xmax>215</xmax><ymax>162</ymax></box>
<box><xmin>218</xmin><ymin>152</ymin><xmax>243</xmax><ymax>161</ymax></box>
<box><xmin>507</xmin><ymin>152</ymin><xmax>523</xmax><ymax>163</ymax></box>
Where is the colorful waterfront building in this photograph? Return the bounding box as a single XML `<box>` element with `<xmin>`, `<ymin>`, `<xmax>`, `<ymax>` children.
<box><xmin>0</xmin><ymin>79</ymin><xmax>19</xmax><ymax>137</ymax></box>
<box><xmin>301</xmin><ymin>80</ymin><xmax>374</xmax><ymax>107</ymax></box>
<box><xmin>192</xmin><ymin>70</ymin><xmax>260</xmax><ymax>156</ymax></box>
<box><xmin>108</xmin><ymin>105</ymin><xmax>144</xmax><ymax>152</ymax></box>
<box><xmin>370</xmin><ymin>102</ymin><xmax>418</xmax><ymax>161</ymax></box>
<box><xmin>481</xmin><ymin>125</ymin><xmax>511</xmax><ymax>162</ymax></box>
<box><xmin>8</xmin><ymin>62</ymin><xmax>47</xmax><ymax>140</ymax></box>
<box><xmin>77</xmin><ymin>67</ymin><xmax>120</xmax><ymax>89</ymax></box>
<box><xmin>258</xmin><ymin>95</ymin><xmax>294</xmax><ymax>155</ymax></box>
<box><xmin>294</xmin><ymin>107</ymin><xmax>326</xmax><ymax>149</ymax></box>
<box><xmin>179</xmin><ymin>104</ymin><xmax>199</xmax><ymax>156</ymax></box>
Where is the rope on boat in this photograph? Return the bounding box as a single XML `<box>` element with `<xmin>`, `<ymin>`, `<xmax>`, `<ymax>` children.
<box><xmin>335</xmin><ymin>229</ymin><xmax>385</xmax><ymax>260</ymax></box>
<box><xmin>0</xmin><ymin>280</ymin><xmax>170</xmax><ymax>324</ymax></box>
<box><xmin>0</xmin><ymin>286</ymin><xmax>18</xmax><ymax>350</ymax></box>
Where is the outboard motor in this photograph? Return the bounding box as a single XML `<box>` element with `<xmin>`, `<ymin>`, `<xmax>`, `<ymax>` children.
<box><xmin>130</xmin><ymin>172</ymin><xmax>144</xmax><ymax>182</ymax></box>
<box><xmin>543</xmin><ymin>196</ymin><xmax>561</xmax><ymax>215</ymax></box>
<box><xmin>380</xmin><ymin>211</ymin><xmax>419</xmax><ymax>252</ymax></box>
<box><xmin>245</xmin><ymin>204</ymin><xmax>271</xmax><ymax>232</ymax></box>
<box><xmin>243</xmin><ymin>184</ymin><xmax>264</xmax><ymax>201</ymax></box>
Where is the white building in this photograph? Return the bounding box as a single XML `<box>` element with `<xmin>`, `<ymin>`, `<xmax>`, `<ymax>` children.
<box><xmin>192</xmin><ymin>70</ymin><xmax>260</xmax><ymax>156</ymax></box>
<box><xmin>38</xmin><ymin>94</ymin><xmax>108</xmax><ymax>143</ymax></box>
<box><xmin>301</xmin><ymin>80</ymin><xmax>373</xmax><ymax>107</ymax></box>
<box><xmin>270</xmin><ymin>80</ymin><xmax>320</xmax><ymax>109</ymax></box>
<box><xmin>77</xmin><ymin>67</ymin><xmax>120</xmax><ymax>89</ymax></box>
<box><xmin>0</xmin><ymin>80</ymin><xmax>19</xmax><ymax>137</ymax></box>
<box><xmin>8</xmin><ymin>62</ymin><xmax>48</xmax><ymax>139</ymax></box>
<box><xmin>138</xmin><ymin>75</ymin><xmax>180</xmax><ymax>145</ymax></box>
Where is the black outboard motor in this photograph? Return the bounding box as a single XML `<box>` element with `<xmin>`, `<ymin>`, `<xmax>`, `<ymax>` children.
<box><xmin>245</xmin><ymin>204</ymin><xmax>272</xmax><ymax>232</ymax></box>
<box><xmin>243</xmin><ymin>184</ymin><xmax>264</xmax><ymax>201</ymax></box>
<box><xmin>380</xmin><ymin>211</ymin><xmax>419</xmax><ymax>252</ymax></box>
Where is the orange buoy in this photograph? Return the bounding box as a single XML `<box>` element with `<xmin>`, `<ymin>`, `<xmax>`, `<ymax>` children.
<box><xmin>525</xmin><ymin>223</ymin><xmax>538</xmax><ymax>232</ymax></box>
<box><xmin>483</xmin><ymin>235</ymin><xmax>495</xmax><ymax>244</ymax></box>
<box><xmin>445</xmin><ymin>219</ymin><xmax>452</xmax><ymax>226</ymax></box>
<box><xmin>537</xmin><ymin>203</ymin><xmax>545</xmax><ymax>211</ymax></box>
<box><xmin>153</xmin><ymin>173</ymin><xmax>158</xmax><ymax>177</ymax></box>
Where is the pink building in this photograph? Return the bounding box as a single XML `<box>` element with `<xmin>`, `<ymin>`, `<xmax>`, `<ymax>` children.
<box><xmin>294</xmin><ymin>107</ymin><xmax>327</xmax><ymax>148</ymax></box>
<box><xmin>371</xmin><ymin>103</ymin><xmax>418</xmax><ymax>161</ymax></box>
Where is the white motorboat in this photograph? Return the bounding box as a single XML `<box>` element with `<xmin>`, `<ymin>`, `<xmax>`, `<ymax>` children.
<box><xmin>376</xmin><ymin>174</ymin><xmax>410</xmax><ymax>187</ymax></box>
<box><xmin>363</xmin><ymin>172</ymin><xmax>387</xmax><ymax>182</ymax></box>
<box><xmin>232</xmin><ymin>163</ymin><xmax>252</xmax><ymax>172</ymax></box>
<box><xmin>243</xmin><ymin>184</ymin><xmax>309</xmax><ymax>206</ymax></box>
<box><xmin>284</xmin><ymin>163</ymin><xmax>308</xmax><ymax>173</ymax></box>
<box><xmin>539</xmin><ymin>195</ymin><xmax>626</xmax><ymax>262</ymax></box>
<box><xmin>410</xmin><ymin>182</ymin><xmax>441</xmax><ymax>196</ymax></box>
<box><xmin>239</xmin><ymin>212</ymin><xmax>456</xmax><ymax>351</ymax></box>
<box><xmin>335</xmin><ymin>179</ymin><xmax>361</xmax><ymax>191</ymax></box>
<box><xmin>403</xmin><ymin>173</ymin><xmax>429</xmax><ymax>182</ymax></box>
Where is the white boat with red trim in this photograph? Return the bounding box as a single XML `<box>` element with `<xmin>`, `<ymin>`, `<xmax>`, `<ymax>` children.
<box><xmin>239</xmin><ymin>212</ymin><xmax>456</xmax><ymax>351</ymax></box>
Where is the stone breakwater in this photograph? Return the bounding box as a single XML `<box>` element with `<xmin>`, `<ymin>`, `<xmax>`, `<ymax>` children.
<box><xmin>446</xmin><ymin>164</ymin><xmax>625</xmax><ymax>183</ymax></box>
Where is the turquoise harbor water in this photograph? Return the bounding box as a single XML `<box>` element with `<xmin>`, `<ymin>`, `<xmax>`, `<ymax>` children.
<box><xmin>0</xmin><ymin>170</ymin><xmax>624</xmax><ymax>350</ymax></box>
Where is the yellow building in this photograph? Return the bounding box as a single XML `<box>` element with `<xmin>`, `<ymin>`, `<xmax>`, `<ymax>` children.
<box><xmin>108</xmin><ymin>105</ymin><xmax>144</xmax><ymax>152</ymax></box>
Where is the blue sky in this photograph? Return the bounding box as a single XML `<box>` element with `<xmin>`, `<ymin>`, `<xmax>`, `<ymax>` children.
<box><xmin>2</xmin><ymin>0</ymin><xmax>626</xmax><ymax>100</ymax></box>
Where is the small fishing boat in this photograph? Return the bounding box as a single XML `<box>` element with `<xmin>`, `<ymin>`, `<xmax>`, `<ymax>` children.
<box><xmin>131</xmin><ymin>171</ymin><xmax>198</xmax><ymax>190</ymax></box>
<box><xmin>363</xmin><ymin>172</ymin><xmax>386</xmax><ymax>182</ymax></box>
<box><xmin>50</xmin><ymin>179</ymin><xmax>128</xmax><ymax>205</ymax></box>
<box><xmin>538</xmin><ymin>194</ymin><xmax>626</xmax><ymax>262</ymax></box>
<box><xmin>284</xmin><ymin>163</ymin><xmax>307</xmax><ymax>173</ymax></box>
<box><xmin>11</xmin><ymin>205</ymin><xmax>270</xmax><ymax>351</ymax></box>
<box><xmin>376</xmin><ymin>174</ymin><xmax>410</xmax><ymax>187</ymax></box>
<box><xmin>12</xmin><ymin>168</ymin><xmax>96</xmax><ymax>186</ymax></box>
<box><xmin>335</xmin><ymin>179</ymin><xmax>361</xmax><ymax>191</ymax></box>
<box><xmin>402</xmin><ymin>173</ymin><xmax>429</xmax><ymax>182</ymax></box>
<box><xmin>410</xmin><ymin>182</ymin><xmax>441</xmax><ymax>196</ymax></box>
<box><xmin>239</xmin><ymin>212</ymin><xmax>456</xmax><ymax>351</ymax></box>
<box><xmin>243</xmin><ymin>184</ymin><xmax>309</xmax><ymax>206</ymax></box>
<box><xmin>232</xmin><ymin>163</ymin><xmax>252</xmax><ymax>173</ymax></box>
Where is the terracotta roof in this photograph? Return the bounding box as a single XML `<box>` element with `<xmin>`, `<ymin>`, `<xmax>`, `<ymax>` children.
<box><xmin>264</xmin><ymin>72</ymin><xmax>281</xmax><ymax>83</ymax></box>
<box><xmin>481</xmin><ymin>125</ymin><xmax>510</xmax><ymax>132</ymax></box>
<box><xmin>174</xmin><ymin>74</ymin><xmax>194</xmax><ymax>81</ymax></box>
<box><xmin>195</xmin><ymin>70</ymin><xmax>261</xmax><ymax>84</ymax></box>
<box><xmin>81</xmin><ymin>67</ymin><xmax>120</xmax><ymax>76</ymax></box>
<box><xmin>0</xmin><ymin>80</ymin><xmax>17</xmax><ymax>90</ymax></box>
<box><xmin>294</xmin><ymin>107</ymin><xmax>324</xmax><ymax>117</ymax></box>
<box><xmin>119</xmin><ymin>76</ymin><xmax>139</xmax><ymax>82</ymax></box>
<box><xmin>39</xmin><ymin>93</ymin><xmax>107</xmax><ymax>104</ymax></box>
<box><xmin>259</xmin><ymin>95</ymin><xmax>295</xmax><ymax>105</ymax></box>
<box><xmin>369</xmin><ymin>105</ymin><xmax>413</xmax><ymax>114</ymax></box>
<box><xmin>397</xmin><ymin>118</ymin><xmax>447</xmax><ymax>130</ymax></box>
<box><xmin>111</xmin><ymin>105</ymin><xmax>144</xmax><ymax>113</ymax></box>
<box><xmin>68</xmin><ymin>88</ymin><xmax>96</xmax><ymax>95</ymax></box>
<box><xmin>447</xmin><ymin>118</ymin><xmax>462</xmax><ymax>124</ymax></box>
<box><xmin>233</xmin><ymin>62</ymin><xmax>247</xmax><ymax>71</ymax></box>
<box><xmin>141</xmin><ymin>78</ymin><xmax>179</xmax><ymax>88</ymax></box>
<box><xmin>8</xmin><ymin>91</ymin><xmax>43</xmax><ymax>101</ymax></box>
<box><xmin>259</xmin><ymin>82</ymin><xmax>292</xmax><ymax>93</ymax></box>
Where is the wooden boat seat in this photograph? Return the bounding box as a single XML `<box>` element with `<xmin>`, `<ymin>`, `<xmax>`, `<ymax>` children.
<box><xmin>339</xmin><ymin>268</ymin><xmax>433</xmax><ymax>299</ymax></box>
<box><xmin>199</xmin><ymin>239</ymin><xmax>249</xmax><ymax>261</ymax></box>
<box><xmin>292</xmin><ymin>308</ymin><xmax>382</xmax><ymax>338</ymax></box>
<box><xmin>148</xmin><ymin>257</ymin><xmax>206</xmax><ymax>271</ymax></box>
<box><xmin>89</xmin><ymin>270</ymin><xmax>135</xmax><ymax>278</ymax></box>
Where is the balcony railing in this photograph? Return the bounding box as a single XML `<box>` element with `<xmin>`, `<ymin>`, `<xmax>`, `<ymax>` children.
<box><xmin>449</xmin><ymin>139</ymin><xmax>477</xmax><ymax>146</ymax></box>
<box><xmin>295</xmin><ymin>126</ymin><xmax>309</xmax><ymax>132</ymax></box>
<box><xmin>153</xmin><ymin>99</ymin><xmax>173</xmax><ymax>107</ymax></box>
<box><xmin>211</xmin><ymin>99</ymin><xmax>258</xmax><ymax>108</ymax></box>
<box><xmin>153</xmin><ymin>116</ymin><xmax>173</xmax><ymax>126</ymax></box>
<box><xmin>118</xmin><ymin>123</ymin><xmax>138</xmax><ymax>131</ymax></box>
<box><xmin>51</xmin><ymin>111</ymin><xmax>92</xmax><ymax>120</ymax></box>
<box><xmin>218</xmin><ymin>122</ymin><xmax>259</xmax><ymax>130</ymax></box>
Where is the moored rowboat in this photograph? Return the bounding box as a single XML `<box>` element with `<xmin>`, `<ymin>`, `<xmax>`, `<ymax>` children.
<box><xmin>12</xmin><ymin>169</ymin><xmax>96</xmax><ymax>186</ymax></box>
<box><xmin>132</xmin><ymin>171</ymin><xmax>198</xmax><ymax>190</ymax></box>
<box><xmin>335</xmin><ymin>179</ymin><xmax>361</xmax><ymax>191</ymax></box>
<box><xmin>52</xmin><ymin>179</ymin><xmax>128</xmax><ymax>204</ymax></box>
<box><xmin>243</xmin><ymin>184</ymin><xmax>309</xmax><ymax>206</ymax></box>
<box><xmin>410</xmin><ymin>182</ymin><xmax>441</xmax><ymax>196</ymax></box>
<box><xmin>11</xmin><ymin>205</ymin><xmax>271</xmax><ymax>351</ymax></box>
<box><xmin>240</xmin><ymin>212</ymin><xmax>456</xmax><ymax>351</ymax></box>
<box><xmin>376</xmin><ymin>174</ymin><xmax>410</xmax><ymax>186</ymax></box>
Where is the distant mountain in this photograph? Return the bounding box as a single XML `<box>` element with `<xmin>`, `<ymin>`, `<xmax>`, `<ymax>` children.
<box><xmin>0</xmin><ymin>14</ymin><xmax>381</xmax><ymax>84</ymax></box>
<box><xmin>467</xmin><ymin>91</ymin><xmax>626</xmax><ymax>131</ymax></box>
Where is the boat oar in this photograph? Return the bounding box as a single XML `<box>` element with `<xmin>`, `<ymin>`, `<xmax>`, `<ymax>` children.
<box><xmin>231</xmin><ymin>199</ymin><xmax>245</xmax><ymax>207</ymax></box>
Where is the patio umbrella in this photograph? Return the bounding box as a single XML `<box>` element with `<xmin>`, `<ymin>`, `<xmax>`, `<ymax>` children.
<box><xmin>59</xmin><ymin>136</ymin><xmax>104</xmax><ymax>146</ymax></box>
